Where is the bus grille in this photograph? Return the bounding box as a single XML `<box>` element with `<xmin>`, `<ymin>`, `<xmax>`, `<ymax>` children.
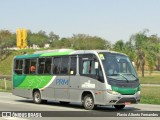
<box><xmin>117</xmin><ymin>97</ymin><xmax>136</xmax><ymax>104</ymax></box>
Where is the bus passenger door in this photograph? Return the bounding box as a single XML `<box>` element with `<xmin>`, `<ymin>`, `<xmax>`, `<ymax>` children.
<box><xmin>69</xmin><ymin>56</ymin><xmax>80</xmax><ymax>102</ymax></box>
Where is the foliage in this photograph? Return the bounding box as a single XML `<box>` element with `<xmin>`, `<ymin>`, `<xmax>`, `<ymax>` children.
<box><xmin>49</xmin><ymin>31</ymin><xmax>60</xmax><ymax>42</ymax></box>
<box><xmin>113</xmin><ymin>40</ymin><xmax>136</xmax><ymax>61</ymax></box>
<box><xmin>50</xmin><ymin>34</ymin><xmax>111</xmax><ymax>50</ymax></box>
<box><xmin>0</xmin><ymin>30</ymin><xmax>15</xmax><ymax>61</ymax></box>
<box><xmin>129</xmin><ymin>29</ymin><xmax>160</xmax><ymax>77</ymax></box>
<box><xmin>70</xmin><ymin>34</ymin><xmax>110</xmax><ymax>50</ymax></box>
<box><xmin>113</xmin><ymin>30</ymin><xmax>160</xmax><ymax>77</ymax></box>
<box><xmin>0</xmin><ymin>30</ymin><xmax>16</xmax><ymax>49</ymax></box>
<box><xmin>28</xmin><ymin>30</ymin><xmax>50</xmax><ymax>47</ymax></box>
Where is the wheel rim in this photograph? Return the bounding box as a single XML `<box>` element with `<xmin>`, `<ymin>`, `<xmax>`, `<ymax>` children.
<box><xmin>34</xmin><ymin>92</ymin><xmax>40</xmax><ymax>102</ymax></box>
<box><xmin>85</xmin><ymin>97</ymin><xmax>93</xmax><ymax>108</ymax></box>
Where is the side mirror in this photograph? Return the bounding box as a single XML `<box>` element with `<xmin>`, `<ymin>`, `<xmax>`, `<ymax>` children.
<box><xmin>95</xmin><ymin>62</ymin><xmax>99</xmax><ymax>69</ymax></box>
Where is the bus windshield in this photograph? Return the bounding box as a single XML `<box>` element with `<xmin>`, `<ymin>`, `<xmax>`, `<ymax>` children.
<box><xmin>100</xmin><ymin>53</ymin><xmax>138</xmax><ymax>81</ymax></box>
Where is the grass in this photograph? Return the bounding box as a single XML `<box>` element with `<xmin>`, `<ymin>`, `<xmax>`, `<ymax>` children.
<box><xmin>0</xmin><ymin>89</ymin><xmax>11</xmax><ymax>92</ymax></box>
<box><xmin>139</xmin><ymin>75</ymin><xmax>160</xmax><ymax>84</ymax></box>
<box><xmin>138</xmin><ymin>71</ymin><xmax>160</xmax><ymax>84</ymax></box>
<box><xmin>0</xmin><ymin>79</ymin><xmax>11</xmax><ymax>92</ymax></box>
<box><xmin>140</xmin><ymin>86</ymin><xmax>160</xmax><ymax>105</ymax></box>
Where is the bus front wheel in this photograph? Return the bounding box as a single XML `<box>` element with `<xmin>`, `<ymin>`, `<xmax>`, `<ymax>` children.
<box><xmin>83</xmin><ymin>94</ymin><xmax>95</xmax><ymax>110</ymax></box>
<box><xmin>114</xmin><ymin>105</ymin><xmax>125</xmax><ymax>110</ymax></box>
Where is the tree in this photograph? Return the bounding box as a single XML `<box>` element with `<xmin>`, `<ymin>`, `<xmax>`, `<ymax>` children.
<box><xmin>69</xmin><ymin>34</ymin><xmax>111</xmax><ymax>50</ymax></box>
<box><xmin>28</xmin><ymin>30</ymin><xmax>49</xmax><ymax>48</ymax></box>
<box><xmin>113</xmin><ymin>40</ymin><xmax>136</xmax><ymax>61</ymax></box>
<box><xmin>38</xmin><ymin>30</ymin><xmax>46</xmax><ymax>36</ymax></box>
<box><xmin>113</xmin><ymin>40</ymin><xmax>125</xmax><ymax>52</ymax></box>
<box><xmin>49</xmin><ymin>32</ymin><xmax>59</xmax><ymax>42</ymax></box>
<box><xmin>0</xmin><ymin>30</ymin><xmax>16</xmax><ymax>48</ymax></box>
<box><xmin>50</xmin><ymin>34</ymin><xmax>111</xmax><ymax>50</ymax></box>
<box><xmin>0</xmin><ymin>30</ymin><xmax>15</xmax><ymax>61</ymax></box>
<box><xmin>147</xmin><ymin>35</ymin><xmax>160</xmax><ymax>72</ymax></box>
<box><xmin>129</xmin><ymin>29</ymin><xmax>159</xmax><ymax>77</ymax></box>
<box><xmin>124</xmin><ymin>41</ymin><xmax>136</xmax><ymax>61</ymax></box>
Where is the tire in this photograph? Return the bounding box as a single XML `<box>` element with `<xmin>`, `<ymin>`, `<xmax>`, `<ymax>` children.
<box><xmin>33</xmin><ymin>91</ymin><xmax>42</xmax><ymax>104</ymax></box>
<box><xmin>83</xmin><ymin>94</ymin><xmax>95</xmax><ymax>110</ymax></box>
<box><xmin>114</xmin><ymin>105</ymin><xmax>125</xmax><ymax>110</ymax></box>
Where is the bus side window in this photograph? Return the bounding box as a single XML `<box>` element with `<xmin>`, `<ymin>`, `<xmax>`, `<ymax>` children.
<box><xmin>82</xmin><ymin>60</ymin><xmax>96</xmax><ymax>75</ymax></box>
<box><xmin>38</xmin><ymin>58</ymin><xmax>45</xmax><ymax>74</ymax></box>
<box><xmin>29</xmin><ymin>59</ymin><xmax>37</xmax><ymax>74</ymax></box>
<box><xmin>61</xmin><ymin>57</ymin><xmax>69</xmax><ymax>75</ymax></box>
<box><xmin>90</xmin><ymin>61</ymin><xmax>96</xmax><ymax>75</ymax></box>
<box><xmin>24</xmin><ymin>59</ymin><xmax>37</xmax><ymax>74</ymax></box>
<box><xmin>24</xmin><ymin>59</ymin><xmax>30</xmax><ymax>74</ymax></box>
<box><xmin>98</xmin><ymin>66</ymin><xmax>104</xmax><ymax>82</ymax></box>
<box><xmin>14</xmin><ymin>59</ymin><xmax>23</xmax><ymax>74</ymax></box>
<box><xmin>70</xmin><ymin>57</ymin><xmax>77</xmax><ymax>75</ymax></box>
<box><xmin>38</xmin><ymin>58</ymin><xmax>52</xmax><ymax>74</ymax></box>
<box><xmin>53</xmin><ymin>57</ymin><xmax>61</xmax><ymax>74</ymax></box>
<box><xmin>44</xmin><ymin>58</ymin><xmax>52</xmax><ymax>74</ymax></box>
<box><xmin>82</xmin><ymin>61</ymin><xmax>90</xmax><ymax>74</ymax></box>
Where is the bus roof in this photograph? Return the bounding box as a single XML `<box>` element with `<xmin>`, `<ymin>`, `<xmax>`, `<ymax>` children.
<box><xmin>15</xmin><ymin>49</ymin><xmax>126</xmax><ymax>59</ymax></box>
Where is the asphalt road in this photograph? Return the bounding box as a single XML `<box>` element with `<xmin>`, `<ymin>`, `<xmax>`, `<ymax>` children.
<box><xmin>0</xmin><ymin>92</ymin><xmax>159</xmax><ymax>120</ymax></box>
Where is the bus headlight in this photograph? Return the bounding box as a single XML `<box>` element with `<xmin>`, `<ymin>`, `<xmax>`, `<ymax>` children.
<box><xmin>107</xmin><ymin>90</ymin><xmax>120</xmax><ymax>95</ymax></box>
<box><xmin>137</xmin><ymin>91</ymin><xmax>141</xmax><ymax>95</ymax></box>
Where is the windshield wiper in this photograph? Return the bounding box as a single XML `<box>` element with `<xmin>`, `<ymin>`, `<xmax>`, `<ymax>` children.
<box><xmin>114</xmin><ymin>73</ymin><xmax>129</xmax><ymax>82</ymax></box>
<box><xmin>124</xmin><ymin>73</ymin><xmax>138</xmax><ymax>80</ymax></box>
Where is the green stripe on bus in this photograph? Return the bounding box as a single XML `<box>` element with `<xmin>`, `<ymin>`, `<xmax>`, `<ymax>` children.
<box><xmin>111</xmin><ymin>86</ymin><xmax>139</xmax><ymax>95</ymax></box>
<box><xmin>15</xmin><ymin>54</ymin><xmax>41</xmax><ymax>59</ymax></box>
<box><xmin>13</xmin><ymin>74</ymin><xmax>26</xmax><ymax>87</ymax></box>
<box><xmin>41</xmin><ymin>51</ymin><xmax>73</xmax><ymax>57</ymax></box>
<box><xmin>16</xmin><ymin>75</ymin><xmax>53</xmax><ymax>89</ymax></box>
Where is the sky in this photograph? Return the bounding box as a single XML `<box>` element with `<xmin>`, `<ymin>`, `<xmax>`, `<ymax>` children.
<box><xmin>0</xmin><ymin>0</ymin><xmax>160</xmax><ymax>43</ymax></box>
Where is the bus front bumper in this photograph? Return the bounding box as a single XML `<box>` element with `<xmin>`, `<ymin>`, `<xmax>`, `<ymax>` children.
<box><xmin>104</xmin><ymin>91</ymin><xmax>140</xmax><ymax>105</ymax></box>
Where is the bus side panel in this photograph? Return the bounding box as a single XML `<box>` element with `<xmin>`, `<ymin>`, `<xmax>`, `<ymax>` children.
<box><xmin>52</xmin><ymin>76</ymin><xmax>70</xmax><ymax>101</ymax></box>
<box><xmin>12</xmin><ymin>74</ymin><xmax>54</xmax><ymax>99</ymax></box>
<box><xmin>12</xmin><ymin>74</ymin><xmax>32</xmax><ymax>99</ymax></box>
<box><xmin>94</xmin><ymin>81</ymin><xmax>108</xmax><ymax>105</ymax></box>
<box><xmin>69</xmin><ymin>75</ymin><xmax>81</xmax><ymax>102</ymax></box>
<box><xmin>79</xmin><ymin>76</ymin><xmax>106</xmax><ymax>105</ymax></box>
<box><xmin>41</xmin><ymin>87</ymin><xmax>54</xmax><ymax>100</ymax></box>
<box><xmin>12</xmin><ymin>88</ymin><xmax>32</xmax><ymax>99</ymax></box>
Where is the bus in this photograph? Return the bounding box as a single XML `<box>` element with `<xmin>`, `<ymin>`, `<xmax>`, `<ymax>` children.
<box><xmin>12</xmin><ymin>49</ymin><xmax>140</xmax><ymax>110</ymax></box>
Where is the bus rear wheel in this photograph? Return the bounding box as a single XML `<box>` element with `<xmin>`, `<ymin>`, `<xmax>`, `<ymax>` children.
<box><xmin>33</xmin><ymin>91</ymin><xmax>42</xmax><ymax>104</ymax></box>
<box><xmin>114</xmin><ymin>105</ymin><xmax>125</xmax><ymax>110</ymax></box>
<box><xmin>83</xmin><ymin>94</ymin><xmax>95</xmax><ymax>110</ymax></box>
